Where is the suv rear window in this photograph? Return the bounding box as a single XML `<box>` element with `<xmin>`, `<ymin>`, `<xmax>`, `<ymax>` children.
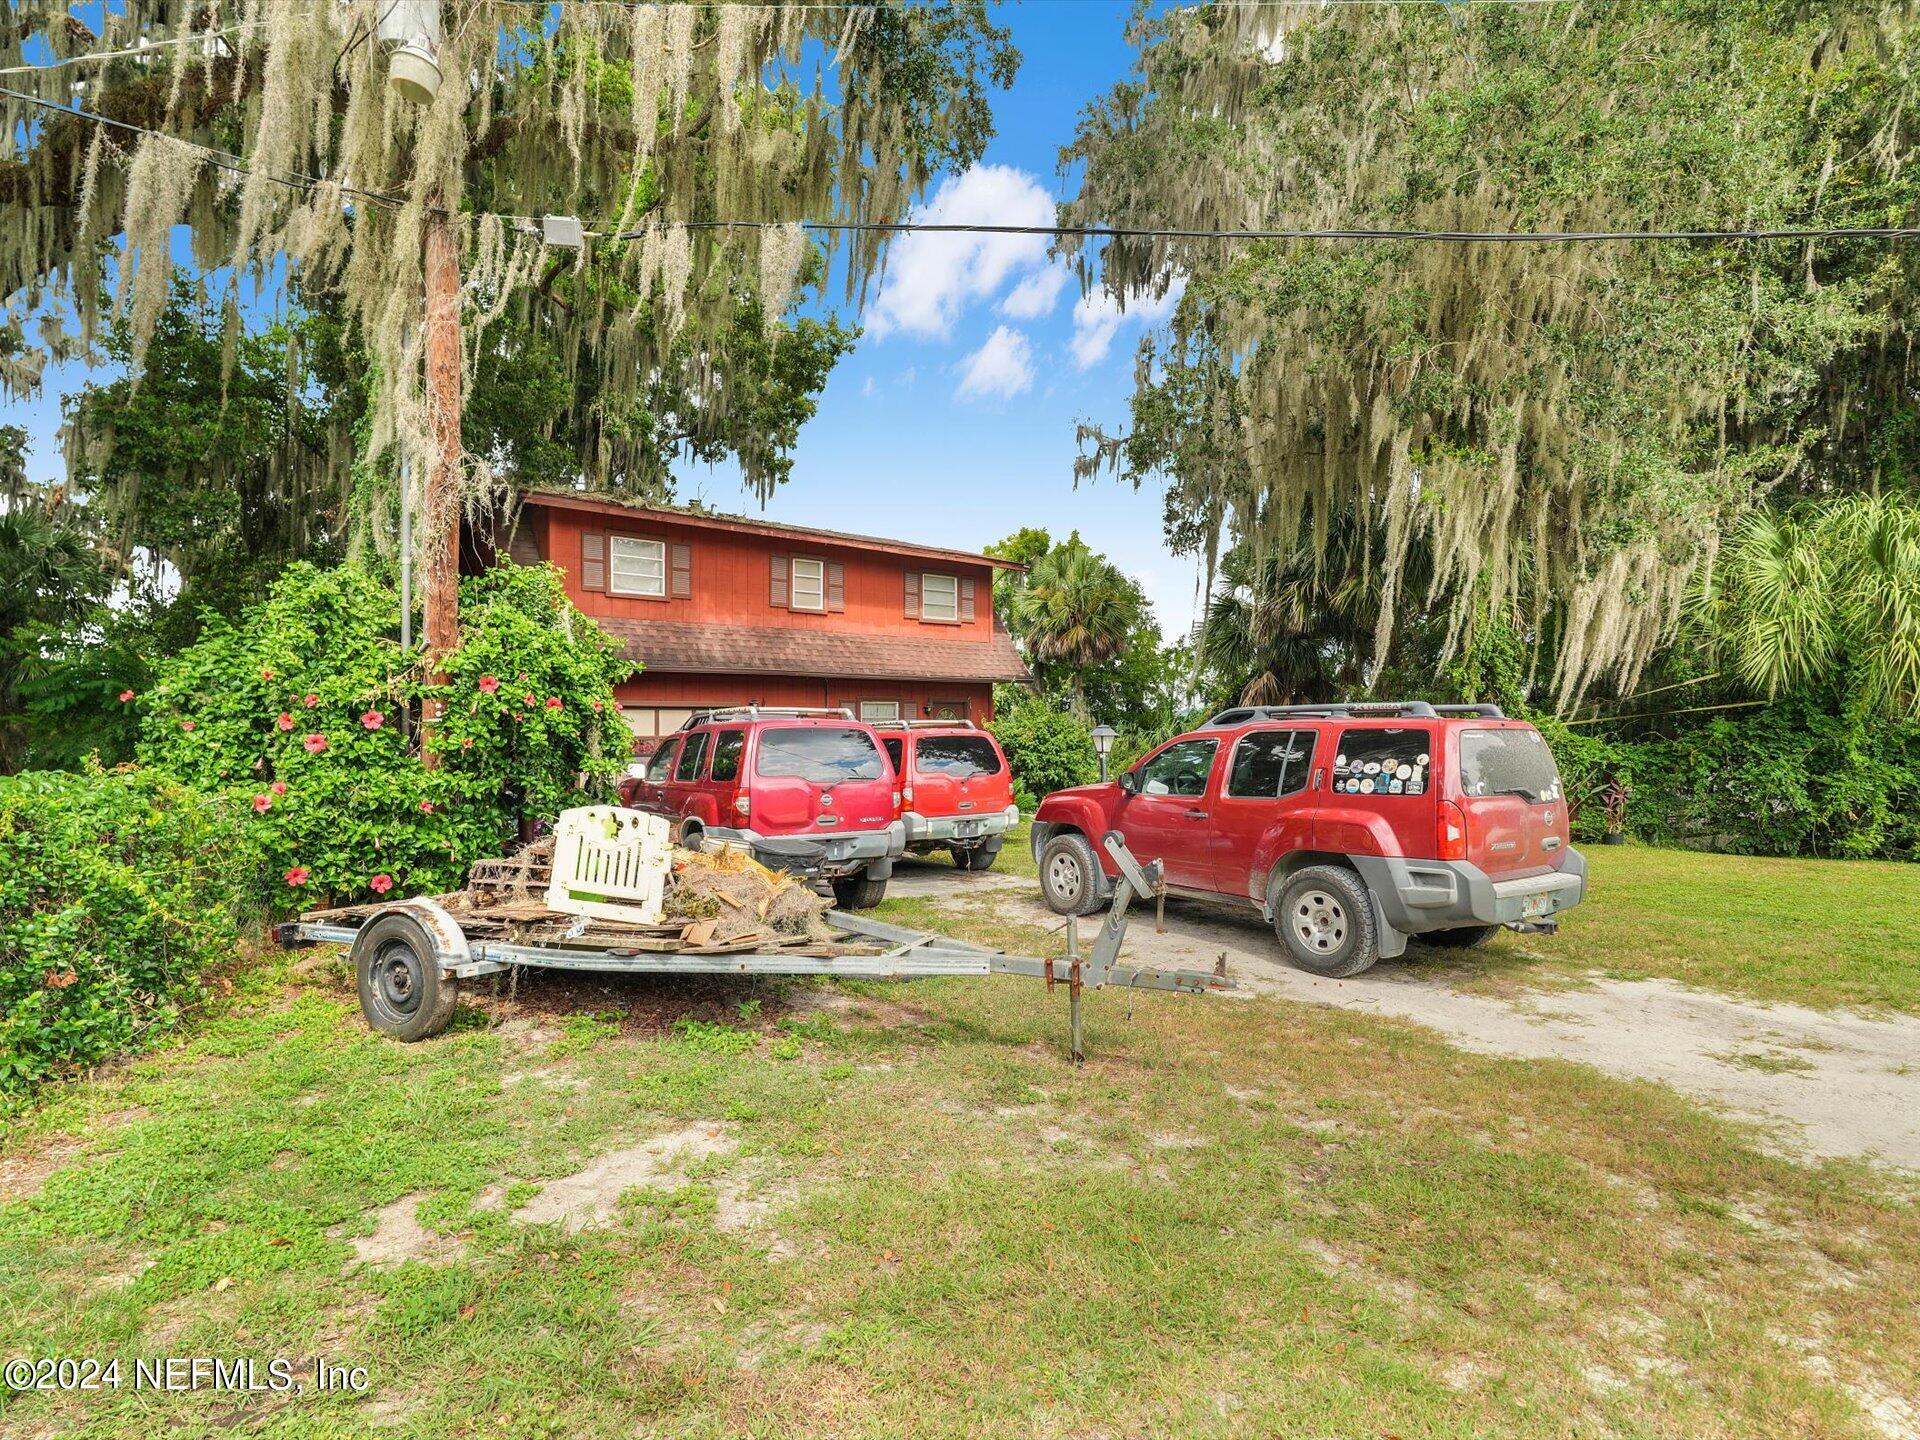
<box><xmin>754</xmin><ymin>727</ymin><xmax>885</xmax><ymax>783</ymax></box>
<box><xmin>914</xmin><ymin>735</ymin><xmax>1002</xmax><ymax>778</ymax></box>
<box><xmin>1459</xmin><ymin>728</ymin><xmax>1562</xmax><ymax>803</ymax></box>
<box><xmin>1333</xmin><ymin>728</ymin><xmax>1430</xmax><ymax>797</ymax></box>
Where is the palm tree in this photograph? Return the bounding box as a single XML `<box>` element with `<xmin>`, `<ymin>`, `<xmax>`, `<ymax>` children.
<box><xmin>1707</xmin><ymin>494</ymin><xmax>1920</xmax><ymax>715</ymax></box>
<box><xmin>1012</xmin><ymin>540</ymin><xmax>1141</xmax><ymax>719</ymax></box>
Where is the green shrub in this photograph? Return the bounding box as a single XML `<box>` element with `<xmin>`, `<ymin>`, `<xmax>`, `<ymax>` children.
<box><xmin>133</xmin><ymin>562</ymin><xmax>631</xmax><ymax>907</ymax></box>
<box><xmin>0</xmin><ymin>766</ymin><xmax>258</xmax><ymax>1100</ymax></box>
<box><xmin>992</xmin><ymin>697</ymin><xmax>1098</xmax><ymax>808</ymax></box>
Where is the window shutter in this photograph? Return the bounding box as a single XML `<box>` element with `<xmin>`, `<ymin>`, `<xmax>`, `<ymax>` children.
<box><xmin>904</xmin><ymin>570</ymin><xmax>920</xmax><ymax>619</ymax></box>
<box><xmin>960</xmin><ymin>577</ymin><xmax>976</xmax><ymax>623</ymax></box>
<box><xmin>770</xmin><ymin>553</ymin><xmax>789</xmax><ymax>608</ymax></box>
<box><xmin>581</xmin><ymin>532</ymin><xmax>606</xmax><ymax>591</ymax></box>
<box><xmin>670</xmin><ymin>543</ymin><xmax>692</xmax><ymax>599</ymax></box>
<box><xmin>826</xmin><ymin>562</ymin><xmax>845</xmax><ymax>613</ymax></box>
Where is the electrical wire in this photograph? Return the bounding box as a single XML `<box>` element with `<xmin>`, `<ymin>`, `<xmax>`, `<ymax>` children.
<box><xmin>8</xmin><ymin>82</ymin><xmax>1920</xmax><ymax>250</ymax></box>
<box><xmin>0</xmin><ymin>18</ymin><xmax>276</xmax><ymax>77</ymax></box>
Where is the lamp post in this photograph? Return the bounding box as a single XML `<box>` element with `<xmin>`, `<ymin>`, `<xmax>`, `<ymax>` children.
<box><xmin>1090</xmin><ymin>724</ymin><xmax>1117</xmax><ymax>784</ymax></box>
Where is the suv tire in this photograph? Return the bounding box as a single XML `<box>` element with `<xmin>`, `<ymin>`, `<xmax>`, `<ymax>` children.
<box><xmin>830</xmin><ymin>872</ymin><xmax>888</xmax><ymax>910</ymax></box>
<box><xmin>953</xmin><ymin>839</ymin><xmax>1002</xmax><ymax>872</ymax></box>
<box><xmin>1039</xmin><ymin>832</ymin><xmax>1106</xmax><ymax>916</ymax></box>
<box><xmin>1424</xmin><ymin>924</ymin><xmax>1498</xmax><ymax>949</ymax></box>
<box><xmin>1274</xmin><ymin>865</ymin><xmax>1380</xmax><ymax>979</ymax></box>
<box><xmin>355</xmin><ymin>913</ymin><xmax>460</xmax><ymax>1041</ymax></box>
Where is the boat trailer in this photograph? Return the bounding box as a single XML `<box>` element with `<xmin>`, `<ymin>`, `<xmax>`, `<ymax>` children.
<box><xmin>277</xmin><ymin>833</ymin><xmax>1232</xmax><ymax>1062</ymax></box>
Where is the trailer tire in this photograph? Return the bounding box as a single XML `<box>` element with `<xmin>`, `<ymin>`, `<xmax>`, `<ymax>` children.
<box><xmin>355</xmin><ymin>913</ymin><xmax>459</xmax><ymax>1041</ymax></box>
<box><xmin>1039</xmin><ymin>831</ymin><xmax>1106</xmax><ymax>916</ymax></box>
<box><xmin>1274</xmin><ymin>865</ymin><xmax>1380</xmax><ymax>979</ymax></box>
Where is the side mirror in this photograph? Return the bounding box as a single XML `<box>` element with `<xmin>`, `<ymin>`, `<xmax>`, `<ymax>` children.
<box><xmin>1117</xmin><ymin>769</ymin><xmax>1139</xmax><ymax>796</ymax></box>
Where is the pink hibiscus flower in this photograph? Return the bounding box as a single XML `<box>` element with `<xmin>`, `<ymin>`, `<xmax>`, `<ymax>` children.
<box><xmin>591</xmin><ymin>699</ymin><xmax>604</xmax><ymax>712</ymax></box>
<box><xmin>361</xmin><ymin>710</ymin><xmax>385</xmax><ymax>730</ymax></box>
<box><xmin>523</xmin><ymin>692</ymin><xmax>536</xmax><ymax>706</ymax></box>
<box><xmin>118</xmin><ymin>689</ymin><xmax>135</xmax><ymax>703</ymax></box>
<box><xmin>270</xmin><ymin>780</ymin><xmax>288</xmax><ymax>796</ymax></box>
<box><xmin>459</xmin><ymin>737</ymin><xmax>474</xmax><ymax>749</ymax></box>
<box><xmin>545</xmin><ymin>697</ymin><xmax>563</xmax><ymax>710</ymax></box>
<box><xmin>418</xmin><ymin>800</ymin><xmax>436</xmax><ymax>814</ymax></box>
<box><xmin>181</xmin><ymin>720</ymin><xmax>196</xmax><ymax>732</ymax></box>
<box><xmin>251</xmin><ymin>793</ymin><xmax>273</xmax><ymax>814</ymax></box>
<box><xmin>478</xmin><ymin>675</ymin><xmax>500</xmax><ymax>694</ymax></box>
<box><xmin>303</xmin><ymin>693</ymin><xmax>320</xmax><ymax>708</ymax></box>
<box><xmin>260</xmin><ymin>668</ymin><xmax>275</xmax><ymax>681</ymax></box>
<box><xmin>303</xmin><ymin>733</ymin><xmax>328</xmax><ymax>755</ymax></box>
<box><xmin>284</xmin><ymin>867</ymin><xmax>310</xmax><ymax>887</ymax></box>
<box><xmin>276</xmin><ymin>712</ymin><xmax>296</xmax><ymax>732</ymax></box>
<box><xmin>370</xmin><ymin>874</ymin><xmax>394</xmax><ymax>894</ymax></box>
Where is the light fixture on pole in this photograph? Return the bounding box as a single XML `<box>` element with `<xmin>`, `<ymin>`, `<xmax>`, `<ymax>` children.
<box><xmin>379</xmin><ymin>1</ymin><xmax>442</xmax><ymax>105</ymax></box>
<box><xmin>1090</xmin><ymin>724</ymin><xmax>1117</xmax><ymax>783</ymax></box>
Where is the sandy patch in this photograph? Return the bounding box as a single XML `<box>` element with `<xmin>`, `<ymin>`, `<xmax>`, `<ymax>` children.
<box><xmin>953</xmin><ymin>888</ymin><xmax>1920</xmax><ymax>1169</ymax></box>
<box><xmin>336</xmin><ymin>1194</ymin><xmax>466</xmax><ymax>1266</ymax></box>
<box><xmin>512</xmin><ymin>1125</ymin><xmax>736</xmax><ymax>1232</ymax></box>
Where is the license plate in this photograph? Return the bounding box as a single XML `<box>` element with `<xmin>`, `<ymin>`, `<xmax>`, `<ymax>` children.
<box><xmin>1521</xmin><ymin>892</ymin><xmax>1554</xmax><ymax>919</ymax></box>
<box><xmin>955</xmin><ymin>821</ymin><xmax>982</xmax><ymax>838</ymax></box>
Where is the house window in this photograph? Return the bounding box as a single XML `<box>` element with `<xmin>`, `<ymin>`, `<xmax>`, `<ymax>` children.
<box><xmin>859</xmin><ymin>700</ymin><xmax>901</xmax><ymax>722</ymax></box>
<box><xmin>790</xmin><ymin>557</ymin><xmax>826</xmax><ymax>612</ymax></box>
<box><xmin>609</xmin><ymin>537</ymin><xmax>666</xmax><ymax>597</ymax></box>
<box><xmin>921</xmin><ymin>572</ymin><xmax>959</xmax><ymax>622</ymax></box>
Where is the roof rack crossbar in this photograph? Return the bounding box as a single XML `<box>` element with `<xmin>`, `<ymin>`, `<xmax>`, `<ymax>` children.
<box><xmin>678</xmin><ymin>705</ymin><xmax>855</xmax><ymax>729</ymax></box>
<box><xmin>869</xmin><ymin>718</ymin><xmax>978</xmax><ymax>731</ymax></box>
<box><xmin>1202</xmin><ymin>700</ymin><xmax>1507</xmax><ymax>726</ymax></box>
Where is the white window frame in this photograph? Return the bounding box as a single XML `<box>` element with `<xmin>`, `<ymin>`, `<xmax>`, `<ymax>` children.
<box><xmin>859</xmin><ymin>700</ymin><xmax>901</xmax><ymax>722</ymax></box>
<box><xmin>790</xmin><ymin>557</ymin><xmax>826</xmax><ymax>612</ymax></box>
<box><xmin>920</xmin><ymin>571</ymin><xmax>959</xmax><ymax>622</ymax></box>
<box><xmin>609</xmin><ymin>536</ymin><xmax>667</xmax><ymax>598</ymax></box>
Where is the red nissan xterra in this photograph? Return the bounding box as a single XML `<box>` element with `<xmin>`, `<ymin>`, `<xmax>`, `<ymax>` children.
<box><xmin>1030</xmin><ymin>702</ymin><xmax>1586</xmax><ymax>977</ymax></box>
<box><xmin>619</xmin><ymin>707</ymin><xmax>905</xmax><ymax>909</ymax></box>
<box><xmin>874</xmin><ymin>721</ymin><xmax>1019</xmax><ymax>871</ymax></box>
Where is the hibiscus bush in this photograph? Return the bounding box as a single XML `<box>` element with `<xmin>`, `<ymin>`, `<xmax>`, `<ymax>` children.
<box><xmin>135</xmin><ymin>562</ymin><xmax>630</xmax><ymax>906</ymax></box>
<box><xmin>0</xmin><ymin>765</ymin><xmax>258</xmax><ymax>1101</ymax></box>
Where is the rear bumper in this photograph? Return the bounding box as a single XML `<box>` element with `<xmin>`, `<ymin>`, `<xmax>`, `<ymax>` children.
<box><xmin>903</xmin><ymin>804</ymin><xmax>1019</xmax><ymax>847</ymax></box>
<box><xmin>705</xmin><ymin>822</ymin><xmax>906</xmax><ymax>879</ymax></box>
<box><xmin>1352</xmin><ymin>849</ymin><xmax>1588</xmax><ymax>934</ymax></box>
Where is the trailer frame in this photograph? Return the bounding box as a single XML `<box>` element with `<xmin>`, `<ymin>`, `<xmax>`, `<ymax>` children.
<box><xmin>277</xmin><ymin>833</ymin><xmax>1230</xmax><ymax>1061</ymax></box>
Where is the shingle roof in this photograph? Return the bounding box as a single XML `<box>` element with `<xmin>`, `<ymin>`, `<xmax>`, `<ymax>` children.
<box><xmin>599</xmin><ymin>618</ymin><xmax>1033</xmax><ymax>684</ymax></box>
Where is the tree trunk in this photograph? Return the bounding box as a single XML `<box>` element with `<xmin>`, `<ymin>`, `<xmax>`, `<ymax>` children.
<box><xmin>420</xmin><ymin>202</ymin><xmax>463</xmax><ymax>768</ymax></box>
<box><xmin>1070</xmin><ymin>670</ymin><xmax>1089</xmax><ymax>723</ymax></box>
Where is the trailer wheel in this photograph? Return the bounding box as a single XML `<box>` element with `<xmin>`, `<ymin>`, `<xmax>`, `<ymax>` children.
<box><xmin>354</xmin><ymin>913</ymin><xmax>459</xmax><ymax>1041</ymax></box>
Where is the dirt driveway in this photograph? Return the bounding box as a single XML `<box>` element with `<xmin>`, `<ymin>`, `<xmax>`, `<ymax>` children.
<box><xmin>900</xmin><ymin>863</ymin><xmax>1920</xmax><ymax>1171</ymax></box>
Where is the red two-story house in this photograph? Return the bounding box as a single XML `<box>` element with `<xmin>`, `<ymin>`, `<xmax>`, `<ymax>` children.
<box><xmin>496</xmin><ymin>492</ymin><xmax>1031</xmax><ymax>747</ymax></box>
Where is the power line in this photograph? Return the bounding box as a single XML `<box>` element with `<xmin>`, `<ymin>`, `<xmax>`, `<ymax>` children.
<box><xmin>0</xmin><ymin>19</ymin><xmax>271</xmax><ymax>77</ymax></box>
<box><xmin>9</xmin><ymin>83</ymin><xmax>1920</xmax><ymax>250</ymax></box>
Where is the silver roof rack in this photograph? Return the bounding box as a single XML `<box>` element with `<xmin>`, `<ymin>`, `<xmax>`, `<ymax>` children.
<box><xmin>678</xmin><ymin>706</ymin><xmax>855</xmax><ymax>729</ymax></box>
<box><xmin>1202</xmin><ymin>701</ymin><xmax>1506</xmax><ymax>727</ymax></box>
<box><xmin>869</xmin><ymin>718</ymin><xmax>978</xmax><ymax>731</ymax></box>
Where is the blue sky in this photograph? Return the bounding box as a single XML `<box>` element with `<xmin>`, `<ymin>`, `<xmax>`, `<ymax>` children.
<box><xmin>9</xmin><ymin>1</ymin><xmax>1203</xmax><ymax>638</ymax></box>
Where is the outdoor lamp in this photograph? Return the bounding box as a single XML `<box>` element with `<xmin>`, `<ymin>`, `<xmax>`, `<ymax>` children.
<box><xmin>1090</xmin><ymin>724</ymin><xmax>1117</xmax><ymax>783</ymax></box>
<box><xmin>380</xmin><ymin>0</ymin><xmax>443</xmax><ymax>105</ymax></box>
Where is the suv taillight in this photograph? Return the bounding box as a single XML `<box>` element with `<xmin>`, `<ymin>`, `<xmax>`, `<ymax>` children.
<box><xmin>1437</xmin><ymin>800</ymin><xmax>1468</xmax><ymax>861</ymax></box>
<box><xmin>900</xmin><ymin>785</ymin><xmax>912</xmax><ymax>806</ymax></box>
<box><xmin>733</xmin><ymin>790</ymin><xmax>750</xmax><ymax>817</ymax></box>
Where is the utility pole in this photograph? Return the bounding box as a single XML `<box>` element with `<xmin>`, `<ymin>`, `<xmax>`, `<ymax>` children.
<box><xmin>419</xmin><ymin>199</ymin><xmax>463</xmax><ymax>767</ymax></box>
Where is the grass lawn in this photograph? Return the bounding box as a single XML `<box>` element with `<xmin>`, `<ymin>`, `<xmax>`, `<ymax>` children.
<box><xmin>1417</xmin><ymin>843</ymin><xmax>1920</xmax><ymax>1013</ymax></box>
<box><xmin>1</xmin><ymin>844</ymin><xmax>1917</xmax><ymax>1438</ymax></box>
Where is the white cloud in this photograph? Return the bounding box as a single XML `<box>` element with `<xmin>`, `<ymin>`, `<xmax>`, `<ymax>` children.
<box><xmin>999</xmin><ymin>262</ymin><xmax>1070</xmax><ymax>320</ymax></box>
<box><xmin>955</xmin><ymin>325</ymin><xmax>1035</xmax><ymax>401</ymax></box>
<box><xmin>1069</xmin><ymin>274</ymin><xmax>1186</xmax><ymax>369</ymax></box>
<box><xmin>868</xmin><ymin>166</ymin><xmax>1056</xmax><ymax>339</ymax></box>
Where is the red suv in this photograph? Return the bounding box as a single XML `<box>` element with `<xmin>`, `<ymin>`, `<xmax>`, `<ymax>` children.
<box><xmin>1030</xmin><ymin>702</ymin><xmax>1586</xmax><ymax>977</ymax></box>
<box><xmin>875</xmin><ymin>722</ymin><xmax>1019</xmax><ymax>871</ymax></box>
<box><xmin>619</xmin><ymin>707</ymin><xmax>905</xmax><ymax>909</ymax></box>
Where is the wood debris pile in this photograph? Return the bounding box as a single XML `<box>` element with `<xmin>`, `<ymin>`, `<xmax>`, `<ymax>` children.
<box><xmin>303</xmin><ymin>833</ymin><xmax>868</xmax><ymax>958</ymax></box>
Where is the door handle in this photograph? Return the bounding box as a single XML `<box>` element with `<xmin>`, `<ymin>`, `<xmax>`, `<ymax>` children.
<box><xmin>1183</xmin><ymin>807</ymin><xmax>1207</xmax><ymax>820</ymax></box>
